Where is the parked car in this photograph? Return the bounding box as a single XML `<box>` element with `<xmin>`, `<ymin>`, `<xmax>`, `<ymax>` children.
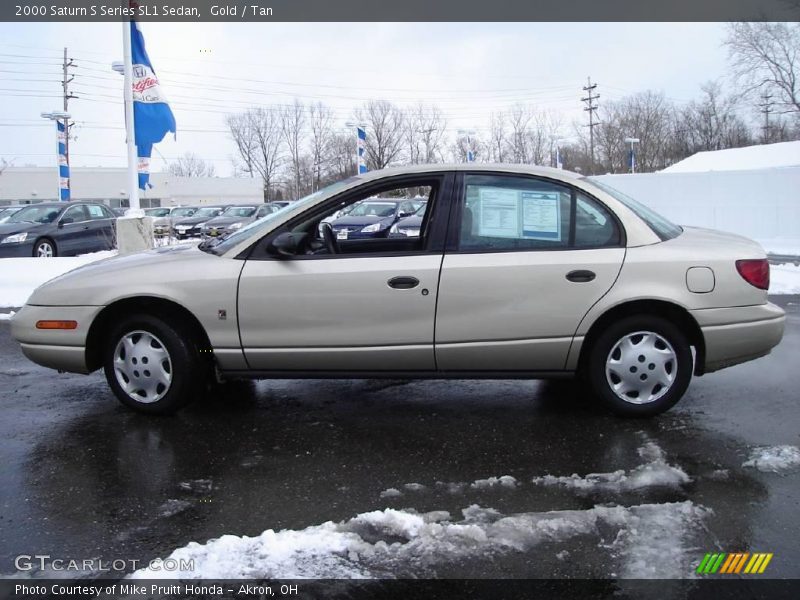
<box><xmin>172</xmin><ymin>206</ymin><xmax>225</xmax><ymax>239</ymax></box>
<box><xmin>389</xmin><ymin>202</ymin><xmax>427</xmax><ymax>237</ymax></box>
<box><xmin>0</xmin><ymin>201</ymin><xmax>117</xmax><ymax>257</ymax></box>
<box><xmin>110</xmin><ymin>207</ymin><xmax>127</xmax><ymax>217</ymax></box>
<box><xmin>147</xmin><ymin>206</ymin><xmax>197</xmax><ymax>237</ymax></box>
<box><xmin>0</xmin><ymin>205</ymin><xmax>25</xmax><ymax>224</ymax></box>
<box><xmin>200</xmin><ymin>205</ymin><xmax>262</xmax><ymax>239</ymax></box>
<box><xmin>329</xmin><ymin>197</ymin><xmax>423</xmax><ymax>239</ymax></box>
<box><xmin>10</xmin><ymin>164</ymin><xmax>785</xmax><ymax>417</ymax></box>
<box><xmin>267</xmin><ymin>201</ymin><xmax>291</xmax><ymax>209</ymax></box>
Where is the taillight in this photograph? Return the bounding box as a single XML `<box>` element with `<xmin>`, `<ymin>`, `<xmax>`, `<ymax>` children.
<box><xmin>736</xmin><ymin>259</ymin><xmax>770</xmax><ymax>290</ymax></box>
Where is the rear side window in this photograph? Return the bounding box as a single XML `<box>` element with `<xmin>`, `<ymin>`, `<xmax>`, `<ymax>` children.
<box><xmin>87</xmin><ymin>205</ymin><xmax>110</xmax><ymax>219</ymax></box>
<box><xmin>458</xmin><ymin>174</ymin><xmax>621</xmax><ymax>251</ymax></box>
<box><xmin>587</xmin><ymin>178</ymin><xmax>682</xmax><ymax>241</ymax></box>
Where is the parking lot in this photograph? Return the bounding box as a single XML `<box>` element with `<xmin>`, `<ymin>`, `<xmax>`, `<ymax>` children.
<box><xmin>0</xmin><ymin>296</ymin><xmax>798</xmax><ymax>582</ymax></box>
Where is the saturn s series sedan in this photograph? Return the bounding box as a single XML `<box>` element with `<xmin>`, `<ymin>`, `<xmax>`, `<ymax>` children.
<box><xmin>10</xmin><ymin>164</ymin><xmax>785</xmax><ymax>416</ymax></box>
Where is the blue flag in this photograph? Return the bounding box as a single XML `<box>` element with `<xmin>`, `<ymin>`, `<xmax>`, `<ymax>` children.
<box><xmin>130</xmin><ymin>21</ymin><xmax>176</xmax><ymax>189</ymax></box>
<box><xmin>356</xmin><ymin>126</ymin><xmax>368</xmax><ymax>174</ymax></box>
<box><xmin>56</xmin><ymin>120</ymin><xmax>70</xmax><ymax>201</ymax></box>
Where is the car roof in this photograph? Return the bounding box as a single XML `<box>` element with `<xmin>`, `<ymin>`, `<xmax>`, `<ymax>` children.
<box><xmin>349</xmin><ymin>162</ymin><xmax>584</xmax><ymax>183</ymax></box>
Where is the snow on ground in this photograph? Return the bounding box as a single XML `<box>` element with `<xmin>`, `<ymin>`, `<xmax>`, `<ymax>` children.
<box><xmin>661</xmin><ymin>140</ymin><xmax>800</xmax><ymax>173</ymax></box>
<box><xmin>130</xmin><ymin>501</ymin><xmax>709</xmax><ymax>580</ymax></box>
<box><xmin>769</xmin><ymin>263</ymin><xmax>800</xmax><ymax>295</ymax></box>
<box><xmin>760</xmin><ymin>238</ymin><xmax>800</xmax><ymax>257</ymax></box>
<box><xmin>742</xmin><ymin>445</ymin><xmax>800</xmax><ymax>473</ymax></box>
<box><xmin>0</xmin><ymin>251</ymin><xmax>116</xmax><ymax>308</ymax></box>
<box><xmin>532</xmin><ymin>442</ymin><xmax>690</xmax><ymax>493</ymax></box>
<box><xmin>470</xmin><ymin>475</ymin><xmax>519</xmax><ymax>489</ymax></box>
<box><xmin>0</xmin><ymin>310</ymin><xmax>15</xmax><ymax>321</ymax></box>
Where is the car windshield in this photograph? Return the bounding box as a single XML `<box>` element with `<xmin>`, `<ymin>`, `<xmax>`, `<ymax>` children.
<box><xmin>586</xmin><ymin>178</ymin><xmax>683</xmax><ymax>241</ymax></box>
<box><xmin>8</xmin><ymin>205</ymin><xmax>61</xmax><ymax>224</ymax></box>
<box><xmin>222</xmin><ymin>206</ymin><xmax>257</xmax><ymax>218</ymax></box>
<box><xmin>194</xmin><ymin>207</ymin><xmax>222</xmax><ymax>217</ymax></box>
<box><xmin>145</xmin><ymin>208</ymin><xmax>171</xmax><ymax>217</ymax></box>
<box><xmin>203</xmin><ymin>177</ymin><xmax>359</xmax><ymax>256</ymax></box>
<box><xmin>171</xmin><ymin>207</ymin><xmax>196</xmax><ymax>217</ymax></box>
<box><xmin>414</xmin><ymin>204</ymin><xmax>427</xmax><ymax>216</ymax></box>
<box><xmin>348</xmin><ymin>202</ymin><xmax>397</xmax><ymax>217</ymax></box>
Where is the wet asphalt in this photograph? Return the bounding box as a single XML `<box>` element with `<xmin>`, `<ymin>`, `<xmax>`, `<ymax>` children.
<box><xmin>0</xmin><ymin>296</ymin><xmax>798</xmax><ymax>581</ymax></box>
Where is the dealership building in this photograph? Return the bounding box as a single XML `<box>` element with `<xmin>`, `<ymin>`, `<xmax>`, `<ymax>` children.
<box><xmin>0</xmin><ymin>167</ymin><xmax>266</xmax><ymax>208</ymax></box>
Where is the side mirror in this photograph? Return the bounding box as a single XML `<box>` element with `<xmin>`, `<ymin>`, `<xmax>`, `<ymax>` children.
<box><xmin>270</xmin><ymin>232</ymin><xmax>299</xmax><ymax>257</ymax></box>
<box><xmin>59</xmin><ymin>217</ymin><xmax>74</xmax><ymax>227</ymax></box>
<box><xmin>398</xmin><ymin>211</ymin><xmax>412</xmax><ymax>218</ymax></box>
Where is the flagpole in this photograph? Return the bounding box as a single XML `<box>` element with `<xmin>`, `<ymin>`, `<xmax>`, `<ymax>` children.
<box><xmin>122</xmin><ymin>20</ymin><xmax>140</xmax><ymax>212</ymax></box>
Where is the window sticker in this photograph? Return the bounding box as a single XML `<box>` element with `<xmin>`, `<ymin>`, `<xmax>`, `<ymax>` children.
<box><xmin>521</xmin><ymin>191</ymin><xmax>561</xmax><ymax>240</ymax></box>
<box><xmin>477</xmin><ymin>187</ymin><xmax>519</xmax><ymax>238</ymax></box>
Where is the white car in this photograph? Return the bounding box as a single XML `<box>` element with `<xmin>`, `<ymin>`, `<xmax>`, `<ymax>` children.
<box><xmin>10</xmin><ymin>164</ymin><xmax>785</xmax><ymax>416</ymax></box>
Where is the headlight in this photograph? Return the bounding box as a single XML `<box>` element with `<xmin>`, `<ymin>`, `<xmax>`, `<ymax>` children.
<box><xmin>389</xmin><ymin>224</ymin><xmax>398</xmax><ymax>233</ymax></box>
<box><xmin>361</xmin><ymin>223</ymin><xmax>382</xmax><ymax>233</ymax></box>
<box><xmin>1</xmin><ymin>232</ymin><xmax>28</xmax><ymax>244</ymax></box>
<box><xmin>229</xmin><ymin>222</ymin><xmax>243</xmax><ymax>230</ymax></box>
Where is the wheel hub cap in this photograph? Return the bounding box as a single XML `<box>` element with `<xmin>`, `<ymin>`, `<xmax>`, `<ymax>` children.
<box><xmin>37</xmin><ymin>243</ymin><xmax>53</xmax><ymax>257</ymax></box>
<box><xmin>113</xmin><ymin>330</ymin><xmax>172</xmax><ymax>403</ymax></box>
<box><xmin>605</xmin><ymin>330</ymin><xmax>677</xmax><ymax>404</ymax></box>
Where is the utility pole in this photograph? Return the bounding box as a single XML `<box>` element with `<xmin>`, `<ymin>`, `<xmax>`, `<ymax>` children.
<box><xmin>759</xmin><ymin>92</ymin><xmax>773</xmax><ymax>143</ymax></box>
<box><xmin>581</xmin><ymin>76</ymin><xmax>599</xmax><ymax>174</ymax></box>
<box><xmin>61</xmin><ymin>48</ymin><xmax>77</xmax><ymax>161</ymax></box>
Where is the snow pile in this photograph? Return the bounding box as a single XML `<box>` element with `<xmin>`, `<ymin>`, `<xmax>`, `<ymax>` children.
<box><xmin>742</xmin><ymin>445</ymin><xmax>800</xmax><ymax>473</ymax></box>
<box><xmin>470</xmin><ymin>475</ymin><xmax>519</xmax><ymax>489</ymax></box>
<box><xmin>662</xmin><ymin>141</ymin><xmax>800</xmax><ymax>173</ymax></box>
<box><xmin>379</xmin><ymin>488</ymin><xmax>402</xmax><ymax>499</ymax></box>
<box><xmin>383</xmin><ymin>476</ymin><xmax>518</xmax><ymax>498</ymax></box>
<box><xmin>769</xmin><ymin>263</ymin><xmax>800</xmax><ymax>295</ymax></box>
<box><xmin>130</xmin><ymin>501</ymin><xmax>709</xmax><ymax>580</ymax></box>
<box><xmin>0</xmin><ymin>310</ymin><xmax>15</xmax><ymax>321</ymax></box>
<box><xmin>532</xmin><ymin>442</ymin><xmax>690</xmax><ymax>493</ymax></box>
<box><xmin>0</xmin><ymin>251</ymin><xmax>116</xmax><ymax>308</ymax></box>
<box><xmin>157</xmin><ymin>499</ymin><xmax>192</xmax><ymax>518</ymax></box>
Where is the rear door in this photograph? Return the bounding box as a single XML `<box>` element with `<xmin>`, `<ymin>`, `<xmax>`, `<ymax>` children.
<box><xmin>85</xmin><ymin>204</ymin><xmax>117</xmax><ymax>251</ymax></box>
<box><xmin>435</xmin><ymin>172</ymin><xmax>626</xmax><ymax>372</ymax></box>
<box><xmin>56</xmin><ymin>204</ymin><xmax>91</xmax><ymax>255</ymax></box>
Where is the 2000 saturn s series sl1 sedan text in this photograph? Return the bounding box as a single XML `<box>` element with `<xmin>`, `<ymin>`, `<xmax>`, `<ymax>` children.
<box><xmin>10</xmin><ymin>165</ymin><xmax>785</xmax><ymax>417</ymax></box>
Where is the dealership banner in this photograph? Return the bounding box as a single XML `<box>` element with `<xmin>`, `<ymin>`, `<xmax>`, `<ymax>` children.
<box><xmin>56</xmin><ymin>120</ymin><xmax>70</xmax><ymax>201</ymax></box>
<box><xmin>2</xmin><ymin>0</ymin><xmax>798</xmax><ymax>22</ymax></box>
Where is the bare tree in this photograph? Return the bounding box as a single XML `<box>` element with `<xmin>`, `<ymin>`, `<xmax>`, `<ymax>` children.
<box><xmin>508</xmin><ymin>104</ymin><xmax>534</xmax><ymax>163</ymax></box>
<box><xmin>307</xmin><ymin>102</ymin><xmax>334</xmax><ymax>191</ymax></box>
<box><xmin>226</xmin><ymin>112</ymin><xmax>258</xmax><ymax>177</ymax></box>
<box><xmin>327</xmin><ymin>132</ymin><xmax>357</xmax><ymax>181</ymax></box>
<box><xmin>404</xmin><ymin>103</ymin><xmax>447</xmax><ymax>164</ymax></box>
<box><xmin>280</xmin><ymin>99</ymin><xmax>306</xmax><ymax>199</ymax></box>
<box><xmin>355</xmin><ymin>100</ymin><xmax>406</xmax><ymax>170</ymax></box>
<box><xmin>226</xmin><ymin>107</ymin><xmax>284</xmax><ymax>200</ymax></box>
<box><xmin>167</xmin><ymin>152</ymin><xmax>216</xmax><ymax>178</ymax></box>
<box><xmin>679</xmin><ymin>81</ymin><xmax>753</xmax><ymax>151</ymax></box>
<box><xmin>488</xmin><ymin>111</ymin><xmax>508</xmax><ymax>162</ymax></box>
<box><xmin>725</xmin><ymin>22</ymin><xmax>800</xmax><ymax>115</ymax></box>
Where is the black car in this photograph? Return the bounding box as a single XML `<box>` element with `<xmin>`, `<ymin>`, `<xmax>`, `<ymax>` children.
<box><xmin>329</xmin><ymin>198</ymin><xmax>423</xmax><ymax>240</ymax></box>
<box><xmin>0</xmin><ymin>202</ymin><xmax>117</xmax><ymax>257</ymax></box>
<box><xmin>388</xmin><ymin>202</ymin><xmax>427</xmax><ymax>238</ymax></box>
<box><xmin>200</xmin><ymin>205</ymin><xmax>261</xmax><ymax>238</ymax></box>
<box><xmin>0</xmin><ymin>205</ymin><xmax>25</xmax><ymax>224</ymax></box>
<box><xmin>172</xmin><ymin>205</ymin><xmax>226</xmax><ymax>239</ymax></box>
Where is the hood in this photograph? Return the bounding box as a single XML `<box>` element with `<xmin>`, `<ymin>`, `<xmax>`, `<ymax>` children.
<box><xmin>204</xmin><ymin>216</ymin><xmax>250</xmax><ymax>227</ymax></box>
<box><xmin>151</xmin><ymin>216</ymin><xmax>172</xmax><ymax>226</ymax></box>
<box><xmin>0</xmin><ymin>221</ymin><xmax>44</xmax><ymax>236</ymax></box>
<box><xmin>332</xmin><ymin>215</ymin><xmax>392</xmax><ymax>228</ymax></box>
<box><xmin>173</xmin><ymin>215</ymin><xmax>216</xmax><ymax>226</ymax></box>
<box><xmin>27</xmin><ymin>243</ymin><xmax>212</xmax><ymax>306</ymax></box>
<box><xmin>394</xmin><ymin>215</ymin><xmax>423</xmax><ymax>228</ymax></box>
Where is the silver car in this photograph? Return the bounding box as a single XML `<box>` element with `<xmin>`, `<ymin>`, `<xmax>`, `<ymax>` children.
<box><xmin>10</xmin><ymin>165</ymin><xmax>785</xmax><ymax>416</ymax></box>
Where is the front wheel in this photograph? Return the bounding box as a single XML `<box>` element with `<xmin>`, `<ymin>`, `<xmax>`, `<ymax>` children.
<box><xmin>33</xmin><ymin>238</ymin><xmax>57</xmax><ymax>257</ymax></box>
<box><xmin>587</xmin><ymin>315</ymin><xmax>693</xmax><ymax>417</ymax></box>
<box><xmin>103</xmin><ymin>314</ymin><xmax>206</xmax><ymax>414</ymax></box>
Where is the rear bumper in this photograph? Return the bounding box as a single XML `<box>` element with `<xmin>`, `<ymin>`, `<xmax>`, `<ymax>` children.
<box><xmin>692</xmin><ymin>303</ymin><xmax>785</xmax><ymax>373</ymax></box>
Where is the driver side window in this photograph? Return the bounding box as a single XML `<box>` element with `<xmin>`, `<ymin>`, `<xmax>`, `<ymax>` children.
<box><xmin>280</xmin><ymin>179</ymin><xmax>439</xmax><ymax>258</ymax></box>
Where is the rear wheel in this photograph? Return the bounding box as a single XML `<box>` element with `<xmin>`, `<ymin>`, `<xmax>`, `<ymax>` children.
<box><xmin>103</xmin><ymin>314</ymin><xmax>206</xmax><ymax>414</ymax></box>
<box><xmin>587</xmin><ymin>315</ymin><xmax>693</xmax><ymax>417</ymax></box>
<box><xmin>33</xmin><ymin>238</ymin><xmax>57</xmax><ymax>257</ymax></box>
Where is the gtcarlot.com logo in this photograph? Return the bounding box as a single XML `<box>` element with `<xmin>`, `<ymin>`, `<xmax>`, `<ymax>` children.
<box><xmin>697</xmin><ymin>552</ymin><xmax>773</xmax><ymax>575</ymax></box>
<box><xmin>14</xmin><ymin>554</ymin><xmax>194</xmax><ymax>573</ymax></box>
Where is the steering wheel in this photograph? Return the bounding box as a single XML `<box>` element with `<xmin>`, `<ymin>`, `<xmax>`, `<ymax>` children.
<box><xmin>320</xmin><ymin>222</ymin><xmax>340</xmax><ymax>254</ymax></box>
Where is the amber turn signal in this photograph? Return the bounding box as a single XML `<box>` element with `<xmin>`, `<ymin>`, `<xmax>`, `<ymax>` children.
<box><xmin>35</xmin><ymin>320</ymin><xmax>78</xmax><ymax>330</ymax></box>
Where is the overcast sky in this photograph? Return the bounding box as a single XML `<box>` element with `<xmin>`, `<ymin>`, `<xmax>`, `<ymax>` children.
<box><xmin>0</xmin><ymin>22</ymin><xmax>737</xmax><ymax>176</ymax></box>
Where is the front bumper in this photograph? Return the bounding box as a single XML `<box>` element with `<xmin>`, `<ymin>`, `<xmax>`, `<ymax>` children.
<box><xmin>10</xmin><ymin>304</ymin><xmax>103</xmax><ymax>374</ymax></box>
<box><xmin>692</xmin><ymin>302</ymin><xmax>786</xmax><ymax>373</ymax></box>
<box><xmin>0</xmin><ymin>240</ymin><xmax>36</xmax><ymax>257</ymax></box>
<box><xmin>174</xmin><ymin>227</ymin><xmax>202</xmax><ymax>238</ymax></box>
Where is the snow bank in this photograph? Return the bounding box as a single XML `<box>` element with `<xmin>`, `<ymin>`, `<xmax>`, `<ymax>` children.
<box><xmin>769</xmin><ymin>264</ymin><xmax>800</xmax><ymax>295</ymax></box>
<box><xmin>0</xmin><ymin>310</ymin><xmax>15</xmax><ymax>321</ymax></box>
<box><xmin>532</xmin><ymin>442</ymin><xmax>690</xmax><ymax>492</ymax></box>
<box><xmin>0</xmin><ymin>251</ymin><xmax>116</xmax><ymax>308</ymax></box>
<box><xmin>742</xmin><ymin>445</ymin><xmax>800</xmax><ymax>473</ymax></box>
<box><xmin>661</xmin><ymin>141</ymin><xmax>800</xmax><ymax>173</ymax></box>
<box><xmin>130</xmin><ymin>501</ymin><xmax>709</xmax><ymax>580</ymax></box>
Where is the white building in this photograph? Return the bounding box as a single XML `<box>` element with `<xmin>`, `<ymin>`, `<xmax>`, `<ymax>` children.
<box><xmin>0</xmin><ymin>167</ymin><xmax>265</xmax><ymax>208</ymax></box>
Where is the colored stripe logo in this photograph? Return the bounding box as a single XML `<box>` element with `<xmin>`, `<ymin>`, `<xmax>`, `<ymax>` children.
<box><xmin>697</xmin><ymin>552</ymin><xmax>773</xmax><ymax>574</ymax></box>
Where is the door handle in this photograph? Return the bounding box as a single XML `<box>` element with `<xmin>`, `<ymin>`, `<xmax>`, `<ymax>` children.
<box><xmin>387</xmin><ymin>276</ymin><xmax>420</xmax><ymax>289</ymax></box>
<box><xmin>566</xmin><ymin>270</ymin><xmax>596</xmax><ymax>283</ymax></box>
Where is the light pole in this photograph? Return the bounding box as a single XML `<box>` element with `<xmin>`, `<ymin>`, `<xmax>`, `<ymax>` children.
<box><xmin>111</xmin><ymin>58</ymin><xmax>140</xmax><ymax>211</ymax></box>
<box><xmin>624</xmin><ymin>137</ymin><xmax>640</xmax><ymax>174</ymax></box>
<box><xmin>40</xmin><ymin>110</ymin><xmax>71</xmax><ymax>201</ymax></box>
<box><xmin>458</xmin><ymin>129</ymin><xmax>476</xmax><ymax>162</ymax></box>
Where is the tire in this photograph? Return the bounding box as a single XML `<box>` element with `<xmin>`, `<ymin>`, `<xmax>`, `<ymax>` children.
<box><xmin>33</xmin><ymin>238</ymin><xmax>57</xmax><ymax>258</ymax></box>
<box><xmin>587</xmin><ymin>315</ymin><xmax>693</xmax><ymax>417</ymax></box>
<box><xmin>103</xmin><ymin>314</ymin><xmax>206</xmax><ymax>414</ymax></box>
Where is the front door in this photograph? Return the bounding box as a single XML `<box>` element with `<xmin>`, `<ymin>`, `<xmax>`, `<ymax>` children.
<box><xmin>237</xmin><ymin>173</ymin><xmax>453</xmax><ymax>372</ymax></box>
<box><xmin>435</xmin><ymin>172</ymin><xmax>626</xmax><ymax>372</ymax></box>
